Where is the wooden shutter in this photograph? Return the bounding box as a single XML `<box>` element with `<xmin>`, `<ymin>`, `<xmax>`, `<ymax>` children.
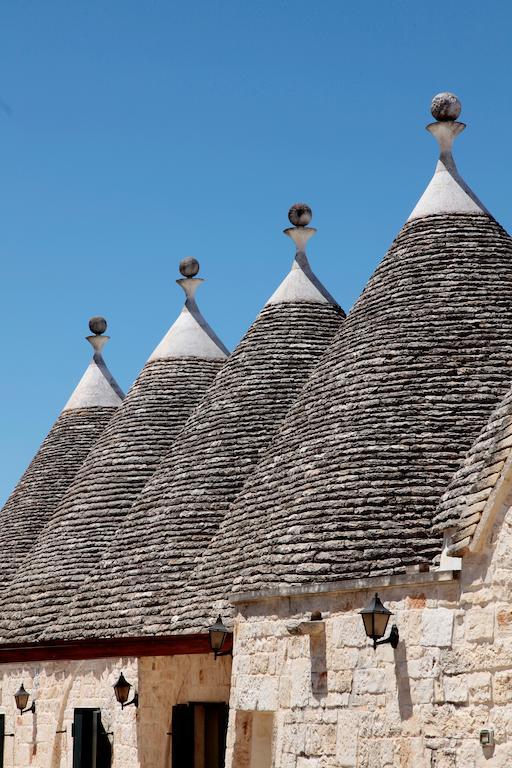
<box><xmin>93</xmin><ymin>710</ymin><xmax>112</xmax><ymax>768</ymax></box>
<box><xmin>217</xmin><ymin>704</ymin><xmax>229</xmax><ymax>768</ymax></box>
<box><xmin>0</xmin><ymin>714</ymin><xmax>5</xmax><ymax>768</ymax></box>
<box><xmin>73</xmin><ymin>710</ymin><xmax>93</xmax><ymax>768</ymax></box>
<box><xmin>73</xmin><ymin>709</ymin><xmax>111</xmax><ymax>768</ymax></box>
<box><xmin>172</xmin><ymin>704</ymin><xmax>194</xmax><ymax>768</ymax></box>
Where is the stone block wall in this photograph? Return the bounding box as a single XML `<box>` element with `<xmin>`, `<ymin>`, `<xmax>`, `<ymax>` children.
<box><xmin>3</xmin><ymin>496</ymin><xmax>512</xmax><ymax>767</ymax></box>
<box><xmin>138</xmin><ymin>653</ymin><xmax>231</xmax><ymax>767</ymax></box>
<box><xmin>0</xmin><ymin>652</ymin><xmax>231</xmax><ymax>768</ymax></box>
<box><xmin>0</xmin><ymin>657</ymin><xmax>139</xmax><ymax>767</ymax></box>
<box><xmin>225</xmin><ymin>501</ymin><xmax>512</xmax><ymax>768</ymax></box>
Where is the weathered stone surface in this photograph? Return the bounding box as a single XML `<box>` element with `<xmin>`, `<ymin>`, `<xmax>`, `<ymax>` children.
<box><xmin>45</xmin><ymin>301</ymin><xmax>343</xmax><ymax>641</ymax></box>
<box><xmin>421</xmin><ymin>608</ymin><xmax>454</xmax><ymax>647</ymax></box>
<box><xmin>0</xmin><ymin>406</ymin><xmax>117</xmax><ymax>592</ymax></box>
<box><xmin>443</xmin><ymin>675</ymin><xmax>468</xmax><ymax>704</ymax></box>
<box><xmin>336</xmin><ymin>711</ymin><xmax>358</xmax><ymax>768</ymax></box>
<box><xmin>0</xmin><ymin>356</ymin><xmax>223</xmax><ymax>642</ymax></box>
<box><xmin>434</xmin><ymin>387</ymin><xmax>512</xmax><ymax>552</ymax></box>
<box><xmin>175</xmin><ymin>212</ymin><xmax>512</xmax><ymax>636</ymax></box>
<box><xmin>219</xmin><ymin>484</ymin><xmax>512</xmax><ymax>768</ymax></box>
<box><xmin>466</xmin><ymin>671</ymin><xmax>491</xmax><ymax>703</ymax></box>
<box><xmin>464</xmin><ymin>607</ymin><xmax>494</xmax><ymax>642</ymax></box>
<box><xmin>493</xmin><ymin>670</ymin><xmax>512</xmax><ymax>704</ymax></box>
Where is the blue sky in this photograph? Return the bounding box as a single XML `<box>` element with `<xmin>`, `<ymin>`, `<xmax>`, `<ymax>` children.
<box><xmin>1</xmin><ymin>0</ymin><xmax>511</xmax><ymax>504</ymax></box>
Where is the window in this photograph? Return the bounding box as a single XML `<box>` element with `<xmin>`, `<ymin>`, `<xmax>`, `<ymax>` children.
<box><xmin>172</xmin><ymin>702</ymin><xmax>228</xmax><ymax>768</ymax></box>
<box><xmin>72</xmin><ymin>709</ymin><xmax>112</xmax><ymax>768</ymax></box>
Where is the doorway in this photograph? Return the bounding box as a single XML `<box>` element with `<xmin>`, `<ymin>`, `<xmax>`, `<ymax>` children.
<box><xmin>171</xmin><ymin>702</ymin><xmax>229</xmax><ymax>768</ymax></box>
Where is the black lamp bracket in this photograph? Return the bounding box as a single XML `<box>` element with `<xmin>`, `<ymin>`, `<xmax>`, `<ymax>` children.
<box><xmin>121</xmin><ymin>692</ymin><xmax>139</xmax><ymax>709</ymax></box>
<box><xmin>19</xmin><ymin>702</ymin><xmax>36</xmax><ymax>715</ymax></box>
<box><xmin>372</xmin><ymin>624</ymin><xmax>399</xmax><ymax>650</ymax></box>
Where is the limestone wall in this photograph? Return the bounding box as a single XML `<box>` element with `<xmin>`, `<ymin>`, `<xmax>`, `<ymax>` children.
<box><xmin>3</xmin><ymin>496</ymin><xmax>512</xmax><ymax>767</ymax></box>
<box><xmin>138</xmin><ymin>653</ymin><xmax>231</xmax><ymax>768</ymax></box>
<box><xmin>0</xmin><ymin>657</ymin><xmax>139</xmax><ymax>768</ymax></box>
<box><xmin>0</xmin><ymin>653</ymin><xmax>230</xmax><ymax>768</ymax></box>
<box><xmin>225</xmin><ymin>501</ymin><xmax>512</xmax><ymax>768</ymax></box>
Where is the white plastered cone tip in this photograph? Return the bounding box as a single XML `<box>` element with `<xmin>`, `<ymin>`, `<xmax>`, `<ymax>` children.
<box><xmin>267</xmin><ymin>225</ymin><xmax>338</xmax><ymax>306</ymax></box>
<box><xmin>148</xmin><ymin>276</ymin><xmax>229</xmax><ymax>361</ymax></box>
<box><xmin>63</xmin><ymin>335</ymin><xmax>124</xmax><ymax>410</ymax></box>
<box><xmin>408</xmin><ymin>120</ymin><xmax>489</xmax><ymax>221</ymax></box>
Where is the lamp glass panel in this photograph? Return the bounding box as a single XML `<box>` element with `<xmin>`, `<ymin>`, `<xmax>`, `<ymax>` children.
<box><xmin>373</xmin><ymin>611</ymin><xmax>390</xmax><ymax>639</ymax></box>
<box><xmin>15</xmin><ymin>688</ymin><xmax>29</xmax><ymax>711</ymax></box>
<box><xmin>361</xmin><ymin>612</ymin><xmax>375</xmax><ymax>639</ymax></box>
<box><xmin>209</xmin><ymin>629</ymin><xmax>227</xmax><ymax>653</ymax></box>
<box><xmin>113</xmin><ymin>676</ymin><xmax>131</xmax><ymax>705</ymax></box>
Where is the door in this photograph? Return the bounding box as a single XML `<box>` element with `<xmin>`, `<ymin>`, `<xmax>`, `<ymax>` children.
<box><xmin>72</xmin><ymin>709</ymin><xmax>112</xmax><ymax>768</ymax></box>
<box><xmin>171</xmin><ymin>703</ymin><xmax>228</xmax><ymax>768</ymax></box>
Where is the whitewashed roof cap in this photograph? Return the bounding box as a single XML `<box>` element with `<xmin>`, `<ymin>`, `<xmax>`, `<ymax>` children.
<box><xmin>148</xmin><ymin>258</ymin><xmax>229</xmax><ymax>361</ymax></box>
<box><xmin>267</xmin><ymin>204</ymin><xmax>338</xmax><ymax>306</ymax></box>
<box><xmin>63</xmin><ymin>317</ymin><xmax>125</xmax><ymax>410</ymax></box>
<box><xmin>408</xmin><ymin>93</ymin><xmax>489</xmax><ymax>221</ymax></box>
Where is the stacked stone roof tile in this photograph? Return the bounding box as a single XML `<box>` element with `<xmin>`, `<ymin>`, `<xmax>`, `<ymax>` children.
<box><xmin>170</xmin><ymin>211</ymin><xmax>512</xmax><ymax>630</ymax></box>
<box><xmin>0</xmin><ymin>408</ymin><xmax>116</xmax><ymax>594</ymax></box>
<box><xmin>234</xmin><ymin>213</ymin><xmax>512</xmax><ymax>589</ymax></box>
<box><xmin>4</xmin><ymin>95</ymin><xmax>512</xmax><ymax>647</ymax></box>
<box><xmin>433</xmin><ymin>384</ymin><xmax>512</xmax><ymax>554</ymax></box>
<box><xmin>0</xmin><ymin>273</ymin><xmax>226</xmax><ymax>643</ymax></box>
<box><xmin>0</xmin><ymin>324</ymin><xmax>123</xmax><ymax>594</ymax></box>
<box><xmin>167</xmin><ymin>97</ymin><xmax>512</xmax><ymax>620</ymax></box>
<box><xmin>42</xmin><ymin>228</ymin><xmax>345</xmax><ymax>640</ymax></box>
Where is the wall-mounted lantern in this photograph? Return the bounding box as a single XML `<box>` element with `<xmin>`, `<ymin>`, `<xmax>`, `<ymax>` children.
<box><xmin>113</xmin><ymin>673</ymin><xmax>138</xmax><ymax>709</ymax></box>
<box><xmin>360</xmin><ymin>593</ymin><xmax>399</xmax><ymax>650</ymax></box>
<box><xmin>14</xmin><ymin>683</ymin><xmax>35</xmax><ymax>715</ymax></box>
<box><xmin>207</xmin><ymin>615</ymin><xmax>232</xmax><ymax>659</ymax></box>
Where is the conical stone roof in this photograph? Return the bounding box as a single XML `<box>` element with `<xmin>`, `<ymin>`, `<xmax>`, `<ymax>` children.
<box><xmin>173</xmin><ymin>95</ymin><xmax>512</xmax><ymax>623</ymax></box>
<box><xmin>41</xmin><ymin>204</ymin><xmax>345</xmax><ymax>641</ymax></box>
<box><xmin>0</xmin><ymin>317</ymin><xmax>124</xmax><ymax>594</ymax></box>
<box><xmin>0</xmin><ymin>261</ymin><xmax>227</xmax><ymax>643</ymax></box>
<box><xmin>433</xmin><ymin>381</ymin><xmax>512</xmax><ymax>555</ymax></box>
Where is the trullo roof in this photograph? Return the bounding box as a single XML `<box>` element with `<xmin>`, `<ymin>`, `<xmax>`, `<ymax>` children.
<box><xmin>0</xmin><ymin>318</ymin><xmax>123</xmax><ymax>593</ymax></box>
<box><xmin>172</xmin><ymin>94</ymin><xmax>512</xmax><ymax>629</ymax></box>
<box><xmin>0</xmin><ymin>261</ymin><xmax>227</xmax><ymax>642</ymax></box>
<box><xmin>433</xmin><ymin>382</ymin><xmax>512</xmax><ymax>555</ymax></box>
<box><xmin>42</xmin><ymin>204</ymin><xmax>345</xmax><ymax>640</ymax></box>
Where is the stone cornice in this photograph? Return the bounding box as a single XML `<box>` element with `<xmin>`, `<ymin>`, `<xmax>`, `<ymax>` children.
<box><xmin>231</xmin><ymin>569</ymin><xmax>458</xmax><ymax>604</ymax></box>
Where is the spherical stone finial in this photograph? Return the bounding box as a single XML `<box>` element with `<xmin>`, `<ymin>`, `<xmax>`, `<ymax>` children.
<box><xmin>179</xmin><ymin>257</ymin><xmax>200</xmax><ymax>278</ymax></box>
<box><xmin>89</xmin><ymin>316</ymin><xmax>107</xmax><ymax>335</ymax></box>
<box><xmin>431</xmin><ymin>92</ymin><xmax>461</xmax><ymax>122</ymax></box>
<box><xmin>288</xmin><ymin>203</ymin><xmax>312</xmax><ymax>227</ymax></box>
